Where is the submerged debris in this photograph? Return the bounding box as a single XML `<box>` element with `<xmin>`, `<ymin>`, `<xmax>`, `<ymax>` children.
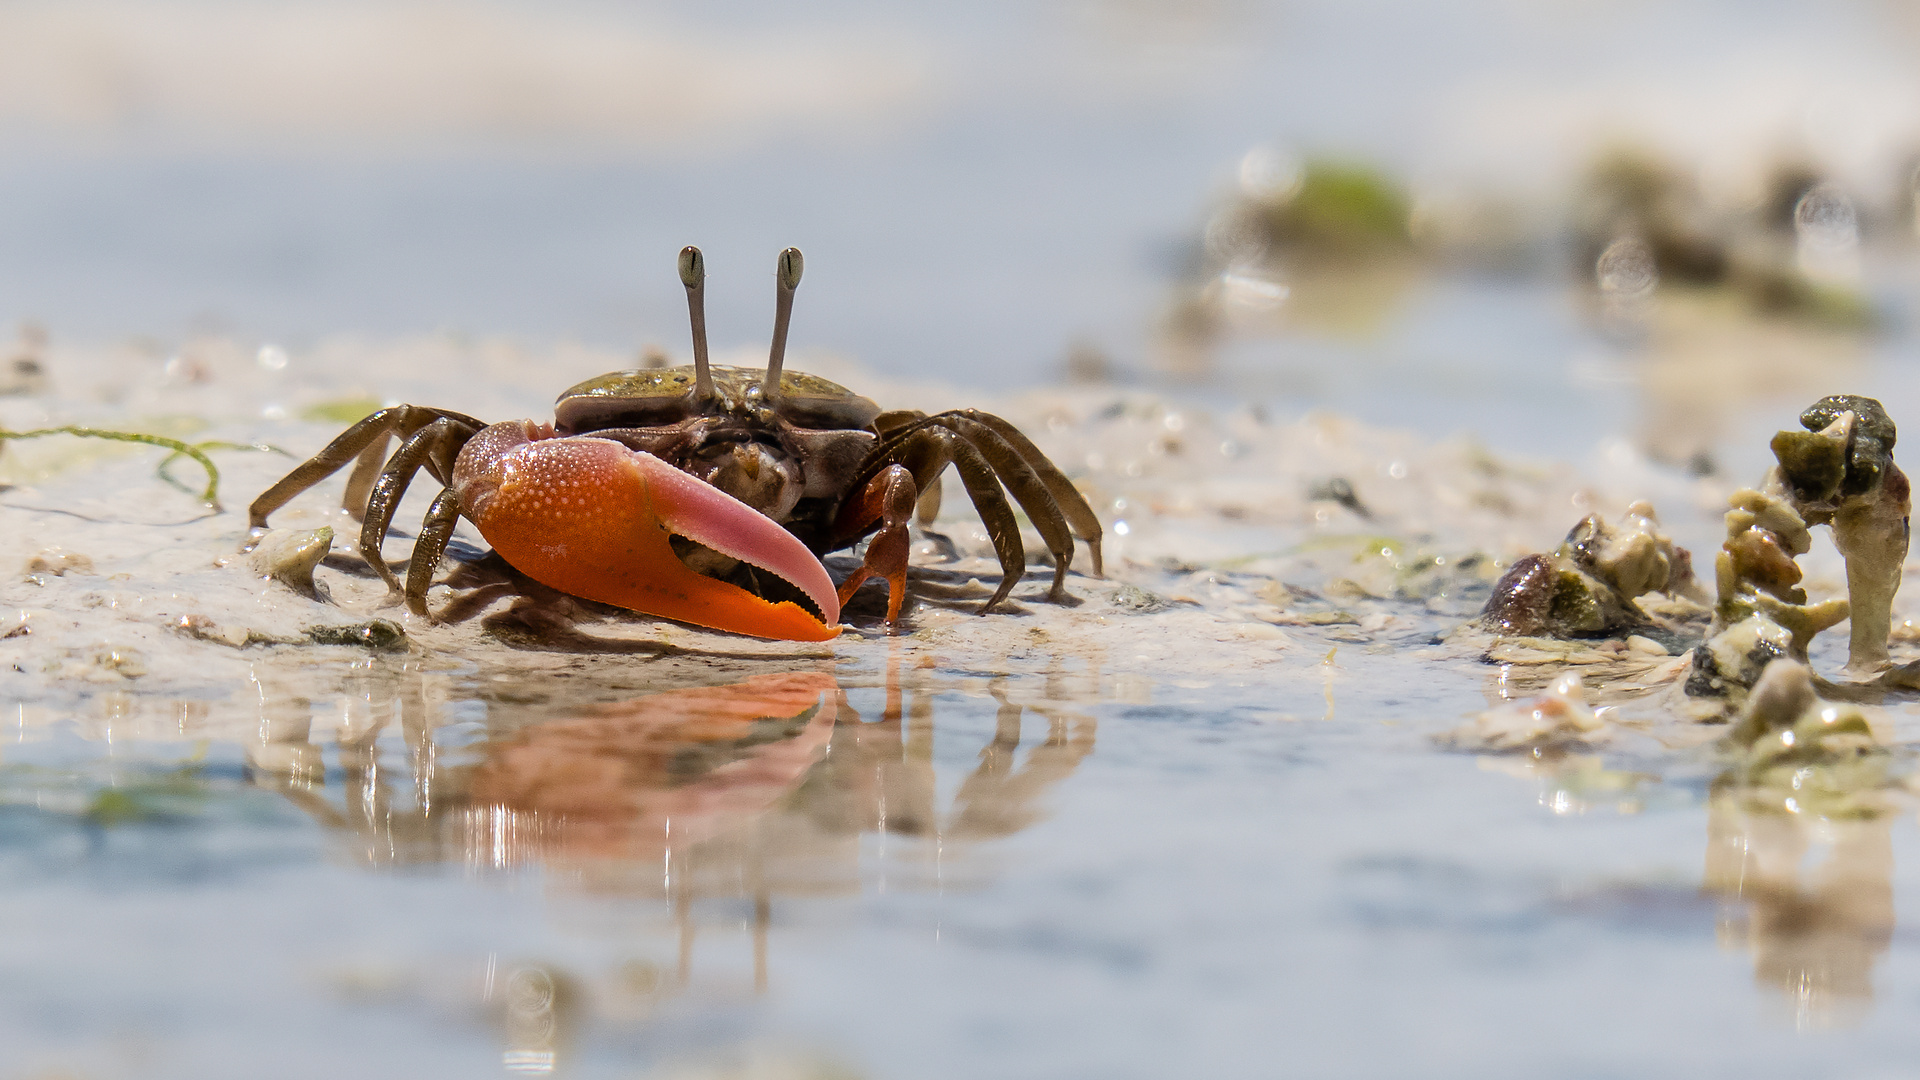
<box><xmin>1573</xmin><ymin>150</ymin><xmax>1873</xmax><ymax>328</ymax></box>
<box><xmin>1108</xmin><ymin>583</ymin><xmax>1173</xmax><ymax>614</ymax></box>
<box><xmin>23</xmin><ymin>547</ymin><xmax>93</xmax><ymax>578</ymax></box>
<box><xmin>88</xmin><ymin>645</ymin><xmax>147</xmax><ymax>679</ymax></box>
<box><xmin>173</xmin><ymin>614</ymin><xmax>251</xmax><ymax>648</ymax></box>
<box><xmin>306</xmin><ymin>620</ymin><xmax>407</xmax><ymax>651</ymax></box>
<box><xmin>171</xmin><ymin>613</ymin><xmax>407</xmax><ymax>651</ymax></box>
<box><xmin>1437</xmin><ymin>671</ymin><xmax>1612</xmax><ymax>752</ymax></box>
<box><xmin>1714</xmin><ymin>659</ymin><xmax>1891</xmax><ymax>818</ymax></box>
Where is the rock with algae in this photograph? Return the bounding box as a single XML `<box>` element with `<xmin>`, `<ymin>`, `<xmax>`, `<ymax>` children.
<box><xmin>1479</xmin><ymin>500</ymin><xmax>1703</xmax><ymax>639</ymax></box>
<box><xmin>1689</xmin><ymin>395</ymin><xmax>1908</xmax><ymax>704</ymax></box>
<box><xmin>305</xmin><ymin>619</ymin><xmax>408</xmax><ymax>651</ymax></box>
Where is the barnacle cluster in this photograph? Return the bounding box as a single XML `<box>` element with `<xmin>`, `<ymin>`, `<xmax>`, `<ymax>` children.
<box><xmin>1690</xmin><ymin>395</ymin><xmax>1909</xmax><ymax>704</ymax></box>
<box><xmin>1479</xmin><ymin>500</ymin><xmax>1703</xmax><ymax>641</ymax></box>
<box><xmin>1472</xmin><ymin>393</ymin><xmax>1910</xmax><ymax>728</ymax></box>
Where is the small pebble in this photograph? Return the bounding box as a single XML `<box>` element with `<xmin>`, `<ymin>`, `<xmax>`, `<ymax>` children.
<box><xmin>247</xmin><ymin>527</ymin><xmax>334</xmax><ymax>596</ymax></box>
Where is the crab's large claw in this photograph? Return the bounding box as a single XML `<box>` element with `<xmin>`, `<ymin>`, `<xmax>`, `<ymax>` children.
<box><xmin>453</xmin><ymin>422</ymin><xmax>840</xmax><ymax>641</ymax></box>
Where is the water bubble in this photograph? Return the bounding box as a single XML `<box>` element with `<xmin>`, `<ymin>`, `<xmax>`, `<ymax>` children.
<box><xmin>1793</xmin><ymin>184</ymin><xmax>1857</xmax><ymax>250</ymax></box>
<box><xmin>256</xmin><ymin>343</ymin><xmax>290</xmax><ymax>371</ymax></box>
<box><xmin>1238</xmin><ymin>146</ymin><xmax>1302</xmax><ymax>202</ymax></box>
<box><xmin>1595</xmin><ymin>237</ymin><xmax>1657</xmax><ymax>297</ymax></box>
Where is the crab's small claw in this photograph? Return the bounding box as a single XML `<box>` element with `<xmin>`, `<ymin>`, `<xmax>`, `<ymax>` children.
<box><xmin>454</xmin><ymin>422</ymin><xmax>840</xmax><ymax>642</ymax></box>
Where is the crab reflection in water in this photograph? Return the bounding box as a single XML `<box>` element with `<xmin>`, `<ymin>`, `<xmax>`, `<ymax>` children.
<box><xmin>246</xmin><ymin>654</ymin><xmax>1095</xmax><ymax>1059</ymax></box>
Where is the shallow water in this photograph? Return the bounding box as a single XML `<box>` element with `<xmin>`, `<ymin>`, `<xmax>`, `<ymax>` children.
<box><xmin>7</xmin><ymin>340</ymin><xmax>1920</xmax><ymax>1078</ymax></box>
<box><xmin>10</xmin><ymin>622</ymin><xmax>1920</xmax><ymax>1078</ymax></box>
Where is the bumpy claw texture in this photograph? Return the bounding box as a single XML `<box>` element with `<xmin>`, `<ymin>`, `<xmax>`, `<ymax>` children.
<box><xmin>453</xmin><ymin>422</ymin><xmax>840</xmax><ymax>642</ymax></box>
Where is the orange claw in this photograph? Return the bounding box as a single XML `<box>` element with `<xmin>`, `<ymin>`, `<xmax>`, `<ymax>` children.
<box><xmin>453</xmin><ymin>421</ymin><xmax>840</xmax><ymax>641</ymax></box>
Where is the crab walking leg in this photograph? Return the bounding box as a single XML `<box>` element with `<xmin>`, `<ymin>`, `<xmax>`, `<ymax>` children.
<box><xmin>947</xmin><ymin>409</ymin><xmax>1104</xmax><ymax>577</ymax></box>
<box><xmin>405</xmin><ymin>487</ymin><xmax>464</xmax><ymax>618</ymax></box>
<box><xmin>834</xmin><ymin>464</ymin><xmax>918</xmax><ymax>626</ymax></box>
<box><xmin>454</xmin><ymin>422</ymin><xmax>840</xmax><ymax>641</ymax></box>
<box><xmin>341</xmin><ymin>432</ymin><xmax>393</xmax><ymax>522</ymax></box>
<box><xmin>857</xmin><ymin>429</ymin><xmax>1028</xmax><ymax>614</ymax></box>
<box><xmin>360</xmin><ymin>416</ymin><xmax>471</xmax><ymax>593</ymax></box>
<box><xmin>873</xmin><ymin>408</ymin><xmax>1105</xmax><ymax>578</ymax></box>
<box><xmin>248</xmin><ymin>404</ymin><xmax>483</xmax><ymax>529</ymax></box>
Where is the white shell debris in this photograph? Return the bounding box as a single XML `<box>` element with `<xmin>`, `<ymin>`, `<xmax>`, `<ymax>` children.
<box><xmin>246</xmin><ymin>527</ymin><xmax>334</xmax><ymax>597</ymax></box>
<box><xmin>1441</xmin><ymin>671</ymin><xmax>1612</xmax><ymax>751</ymax></box>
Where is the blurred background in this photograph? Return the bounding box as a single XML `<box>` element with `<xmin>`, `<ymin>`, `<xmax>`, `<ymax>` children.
<box><xmin>4</xmin><ymin>0</ymin><xmax>1920</xmax><ymax>460</ymax></box>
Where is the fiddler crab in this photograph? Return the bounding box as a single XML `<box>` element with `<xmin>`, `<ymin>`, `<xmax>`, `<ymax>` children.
<box><xmin>249</xmin><ymin>247</ymin><xmax>1103</xmax><ymax>642</ymax></box>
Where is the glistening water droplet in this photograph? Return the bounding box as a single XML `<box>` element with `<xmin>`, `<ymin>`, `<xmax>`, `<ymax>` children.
<box><xmin>1794</xmin><ymin>184</ymin><xmax>1857</xmax><ymax>251</ymax></box>
<box><xmin>1595</xmin><ymin>237</ymin><xmax>1657</xmax><ymax>297</ymax></box>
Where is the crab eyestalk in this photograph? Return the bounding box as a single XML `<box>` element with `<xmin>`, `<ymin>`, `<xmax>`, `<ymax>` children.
<box><xmin>765</xmin><ymin>247</ymin><xmax>803</xmax><ymax>404</ymax></box>
<box><xmin>680</xmin><ymin>246</ymin><xmax>714</xmax><ymax>404</ymax></box>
